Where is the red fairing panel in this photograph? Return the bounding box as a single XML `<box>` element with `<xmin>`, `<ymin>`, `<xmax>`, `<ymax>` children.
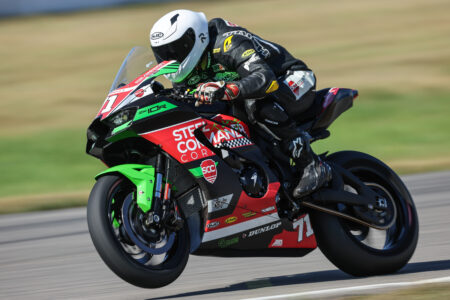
<box><xmin>140</xmin><ymin>115</ymin><xmax>253</xmax><ymax>164</ymax></box>
<box><xmin>268</xmin><ymin>214</ymin><xmax>317</xmax><ymax>249</ymax></box>
<box><xmin>203</xmin><ymin>182</ymin><xmax>317</xmax><ymax>249</ymax></box>
<box><xmin>97</xmin><ymin>61</ymin><xmax>175</xmax><ymax>120</ymax></box>
<box><xmin>205</xmin><ymin>182</ymin><xmax>280</xmax><ymax>232</ymax></box>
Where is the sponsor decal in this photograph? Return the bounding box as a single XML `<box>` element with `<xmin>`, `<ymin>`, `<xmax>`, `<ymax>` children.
<box><xmin>110</xmin><ymin>86</ymin><xmax>135</xmax><ymax>95</ymax></box>
<box><xmin>242</xmin><ymin>211</ymin><xmax>256</xmax><ymax>218</ymax></box>
<box><xmin>284</xmin><ymin>70</ymin><xmax>315</xmax><ymax>101</ymax></box>
<box><xmin>201</xmin><ymin>159</ymin><xmax>217</xmax><ymax>184</ymax></box>
<box><xmin>247</xmin><ymin>222</ymin><xmax>282</xmax><ymax>238</ymax></box>
<box><xmin>225</xmin><ymin>216</ymin><xmax>238</xmax><ymax>224</ymax></box>
<box><xmin>134</xmin><ymin>101</ymin><xmax>177</xmax><ymax>121</ymax></box>
<box><xmin>171</xmin><ymin>119</ymin><xmax>244</xmax><ymax>162</ymax></box>
<box><xmin>151</xmin><ymin>32</ymin><xmax>164</xmax><ymax>40</ymax></box>
<box><xmin>212</xmin><ymin>115</ymin><xmax>251</xmax><ymax>137</ymax></box>
<box><xmin>223</xmin><ymin>30</ymin><xmax>280</xmax><ymax>59</ymax></box>
<box><xmin>189</xmin><ymin>161</ymin><xmax>218</xmax><ymax>178</ymax></box>
<box><xmin>241</xmin><ymin>49</ymin><xmax>255</xmax><ymax>58</ymax></box>
<box><xmin>223</xmin><ymin>35</ymin><xmax>233</xmax><ymax>52</ymax></box>
<box><xmin>212</xmin><ymin>47</ymin><xmax>221</xmax><ymax>54</ymax></box>
<box><xmin>150</xmin><ymin>118</ymin><xmax>251</xmax><ymax>163</ymax></box>
<box><xmin>208</xmin><ymin>194</ymin><xmax>233</xmax><ymax>213</ymax></box>
<box><xmin>288</xmin><ymin>81</ymin><xmax>300</xmax><ymax>96</ymax></box>
<box><xmin>134</xmin><ymin>89</ymin><xmax>145</xmax><ymax>97</ymax></box>
<box><xmin>218</xmin><ymin>236</ymin><xmax>239</xmax><ymax>248</ymax></box>
<box><xmin>214</xmin><ymin>71</ymin><xmax>240</xmax><ymax>82</ymax></box>
<box><xmin>265</xmin><ymin>80</ymin><xmax>279</xmax><ymax>94</ymax></box>
<box><xmin>271</xmin><ymin>239</ymin><xmax>283</xmax><ymax>247</ymax></box>
<box><xmin>207</xmin><ymin>221</ymin><xmax>220</xmax><ymax>229</ymax></box>
<box><xmin>243</xmin><ymin>53</ymin><xmax>260</xmax><ymax>71</ymax></box>
<box><xmin>261</xmin><ymin>206</ymin><xmax>275</xmax><ymax>213</ymax></box>
<box><xmin>172</xmin><ymin>120</ymin><xmax>208</xmax><ymax>161</ymax></box>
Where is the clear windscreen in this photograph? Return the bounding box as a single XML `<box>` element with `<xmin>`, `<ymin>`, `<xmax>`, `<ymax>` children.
<box><xmin>109</xmin><ymin>46</ymin><xmax>156</xmax><ymax>93</ymax></box>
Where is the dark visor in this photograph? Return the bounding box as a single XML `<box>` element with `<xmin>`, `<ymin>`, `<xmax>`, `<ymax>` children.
<box><xmin>152</xmin><ymin>28</ymin><xmax>196</xmax><ymax>63</ymax></box>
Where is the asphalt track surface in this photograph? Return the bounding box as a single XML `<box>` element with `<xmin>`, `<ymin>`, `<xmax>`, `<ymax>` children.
<box><xmin>1</xmin><ymin>171</ymin><xmax>449</xmax><ymax>299</ymax></box>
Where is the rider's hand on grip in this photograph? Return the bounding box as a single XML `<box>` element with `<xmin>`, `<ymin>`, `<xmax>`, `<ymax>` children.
<box><xmin>194</xmin><ymin>81</ymin><xmax>240</xmax><ymax>107</ymax></box>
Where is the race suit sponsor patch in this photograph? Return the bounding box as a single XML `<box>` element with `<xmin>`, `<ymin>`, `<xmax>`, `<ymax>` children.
<box><xmin>223</xmin><ymin>35</ymin><xmax>233</xmax><ymax>52</ymax></box>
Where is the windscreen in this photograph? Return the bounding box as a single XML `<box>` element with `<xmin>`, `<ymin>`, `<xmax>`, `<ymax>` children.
<box><xmin>110</xmin><ymin>46</ymin><xmax>155</xmax><ymax>93</ymax></box>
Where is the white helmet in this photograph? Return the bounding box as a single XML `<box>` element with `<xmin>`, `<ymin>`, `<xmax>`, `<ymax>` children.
<box><xmin>150</xmin><ymin>9</ymin><xmax>209</xmax><ymax>83</ymax></box>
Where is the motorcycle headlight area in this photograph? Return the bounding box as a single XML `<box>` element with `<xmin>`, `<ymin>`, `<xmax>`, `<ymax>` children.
<box><xmin>105</xmin><ymin>108</ymin><xmax>137</xmax><ymax>127</ymax></box>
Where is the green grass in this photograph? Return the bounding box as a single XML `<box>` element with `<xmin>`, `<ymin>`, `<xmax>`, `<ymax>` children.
<box><xmin>0</xmin><ymin>128</ymin><xmax>103</xmax><ymax>198</ymax></box>
<box><xmin>0</xmin><ymin>0</ymin><xmax>449</xmax><ymax>212</ymax></box>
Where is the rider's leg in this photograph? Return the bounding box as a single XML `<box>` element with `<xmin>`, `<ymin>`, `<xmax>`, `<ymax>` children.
<box><xmin>287</xmin><ymin>133</ymin><xmax>332</xmax><ymax>198</ymax></box>
<box><xmin>256</xmin><ymin>100</ymin><xmax>331</xmax><ymax>198</ymax></box>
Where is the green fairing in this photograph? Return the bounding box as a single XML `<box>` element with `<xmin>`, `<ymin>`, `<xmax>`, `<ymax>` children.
<box><xmin>107</xmin><ymin>129</ymin><xmax>138</xmax><ymax>143</ymax></box>
<box><xmin>96</xmin><ymin>164</ymin><xmax>155</xmax><ymax>213</ymax></box>
<box><xmin>111</xmin><ymin>121</ymin><xmax>132</xmax><ymax>135</ymax></box>
<box><xmin>144</xmin><ymin>62</ymin><xmax>180</xmax><ymax>82</ymax></box>
<box><xmin>189</xmin><ymin>166</ymin><xmax>203</xmax><ymax>178</ymax></box>
<box><xmin>134</xmin><ymin>101</ymin><xmax>177</xmax><ymax>121</ymax></box>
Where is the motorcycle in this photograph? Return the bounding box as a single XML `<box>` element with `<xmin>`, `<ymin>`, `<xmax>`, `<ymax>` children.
<box><xmin>86</xmin><ymin>46</ymin><xmax>419</xmax><ymax>288</ymax></box>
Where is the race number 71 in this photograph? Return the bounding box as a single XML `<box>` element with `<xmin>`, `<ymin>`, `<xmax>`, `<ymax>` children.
<box><xmin>293</xmin><ymin>214</ymin><xmax>314</xmax><ymax>242</ymax></box>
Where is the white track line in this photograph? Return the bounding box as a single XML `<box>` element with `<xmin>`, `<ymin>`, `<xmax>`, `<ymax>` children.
<box><xmin>242</xmin><ymin>276</ymin><xmax>450</xmax><ymax>300</ymax></box>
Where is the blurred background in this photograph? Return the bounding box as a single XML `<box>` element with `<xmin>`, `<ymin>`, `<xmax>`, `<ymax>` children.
<box><xmin>0</xmin><ymin>0</ymin><xmax>449</xmax><ymax>213</ymax></box>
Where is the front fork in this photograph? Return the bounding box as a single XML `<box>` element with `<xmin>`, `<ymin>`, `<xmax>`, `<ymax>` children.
<box><xmin>95</xmin><ymin>153</ymin><xmax>180</xmax><ymax>229</ymax></box>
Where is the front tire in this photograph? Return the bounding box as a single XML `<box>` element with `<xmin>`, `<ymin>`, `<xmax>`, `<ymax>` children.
<box><xmin>310</xmin><ymin>151</ymin><xmax>419</xmax><ymax>276</ymax></box>
<box><xmin>87</xmin><ymin>175</ymin><xmax>190</xmax><ymax>288</ymax></box>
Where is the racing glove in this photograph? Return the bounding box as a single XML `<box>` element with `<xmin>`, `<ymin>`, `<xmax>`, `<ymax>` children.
<box><xmin>194</xmin><ymin>81</ymin><xmax>240</xmax><ymax>106</ymax></box>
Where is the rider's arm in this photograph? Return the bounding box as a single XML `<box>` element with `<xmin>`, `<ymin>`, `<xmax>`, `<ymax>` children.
<box><xmin>216</xmin><ymin>38</ymin><xmax>278</xmax><ymax>100</ymax></box>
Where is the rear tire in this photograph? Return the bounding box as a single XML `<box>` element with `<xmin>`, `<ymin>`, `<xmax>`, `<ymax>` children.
<box><xmin>87</xmin><ymin>175</ymin><xmax>190</xmax><ymax>288</ymax></box>
<box><xmin>310</xmin><ymin>151</ymin><xmax>419</xmax><ymax>276</ymax></box>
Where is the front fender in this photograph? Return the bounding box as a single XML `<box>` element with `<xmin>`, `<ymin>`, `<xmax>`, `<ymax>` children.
<box><xmin>96</xmin><ymin>164</ymin><xmax>155</xmax><ymax>213</ymax></box>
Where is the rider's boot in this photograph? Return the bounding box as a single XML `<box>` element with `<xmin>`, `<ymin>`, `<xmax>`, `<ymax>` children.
<box><xmin>288</xmin><ymin>133</ymin><xmax>332</xmax><ymax>199</ymax></box>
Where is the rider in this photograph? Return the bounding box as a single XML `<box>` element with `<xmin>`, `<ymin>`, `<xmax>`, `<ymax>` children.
<box><xmin>150</xmin><ymin>9</ymin><xmax>331</xmax><ymax>198</ymax></box>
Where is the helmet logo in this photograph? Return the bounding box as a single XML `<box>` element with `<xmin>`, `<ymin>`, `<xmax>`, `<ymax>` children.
<box><xmin>199</xmin><ymin>33</ymin><xmax>207</xmax><ymax>43</ymax></box>
<box><xmin>151</xmin><ymin>32</ymin><xmax>164</xmax><ymax>40</ymax></box>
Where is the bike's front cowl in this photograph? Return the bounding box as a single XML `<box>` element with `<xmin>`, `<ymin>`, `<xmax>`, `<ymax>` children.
<box><xmin>87</xmin><ymin>164</ymin><xmax>190</xmax><ymax>289</ymax></box>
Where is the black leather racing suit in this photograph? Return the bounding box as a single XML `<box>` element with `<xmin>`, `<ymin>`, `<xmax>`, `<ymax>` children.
<box><xmin>183</xmin><ymin>18</ymin><xmax>318</xmax><ymax>141</ymax></box>
<box><xmin>181</xmin><ymin>18</ymin><xmax>331</xmax><ymax>198</ymax></box>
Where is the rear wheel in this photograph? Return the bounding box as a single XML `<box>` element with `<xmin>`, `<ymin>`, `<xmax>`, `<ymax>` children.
<box><xmin>310</xmin><ymin>151</ymin><xmax>419</xmax><ymax>276</ymax></box>
<box><xmin>87</xmin><ymin>175</ymin><xmax>189</xmax><ymax>288</ymax></box>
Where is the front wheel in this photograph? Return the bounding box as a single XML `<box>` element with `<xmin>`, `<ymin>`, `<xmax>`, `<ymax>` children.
<box><xmin>87</xmin><ymin>175</ymin><xmax>190</xmax><ymax>288</ymax></box>
<box><xmin>310</xmin><ymin>151</ymin><xmax>419</xmax><ymax>276</ymax></box>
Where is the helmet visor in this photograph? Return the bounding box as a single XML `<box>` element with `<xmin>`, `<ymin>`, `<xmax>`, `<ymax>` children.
<box><xmin>152</xmin><ymin>28</ymin><xmax>196</xmax><ymax>63</ymax></box>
